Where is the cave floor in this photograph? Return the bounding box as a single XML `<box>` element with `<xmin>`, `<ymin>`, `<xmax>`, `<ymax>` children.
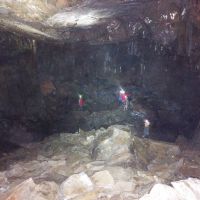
<box><xmin>0</xmin><ymin>125</ymin><xmax>199</xmax><ymax>199</ymax></box>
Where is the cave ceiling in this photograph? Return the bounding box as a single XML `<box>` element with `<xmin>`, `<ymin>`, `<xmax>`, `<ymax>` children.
<box><xmin>0</xmin><ymin>0</ymin><xmax>200</xmax><ymax>45</ymax></box>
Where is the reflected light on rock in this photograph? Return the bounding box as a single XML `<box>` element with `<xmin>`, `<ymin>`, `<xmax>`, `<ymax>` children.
<box><xmin>47</xmin><ymin>9</ymin><xmax>113</xmax><ymax>27</ymax></box>
<box><xmin>77</xmin><ymin>13</ymin><xmax>98</xmax><ymax>26</ymax></box>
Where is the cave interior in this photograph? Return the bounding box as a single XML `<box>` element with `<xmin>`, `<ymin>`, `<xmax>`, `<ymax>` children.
<box><xmin>1</xmin><ymin>0</ymin><xmax>200</xmax><ymax>152</ymax></box>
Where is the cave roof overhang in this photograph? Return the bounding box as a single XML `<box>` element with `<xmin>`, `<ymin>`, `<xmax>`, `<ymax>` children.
<box><xmin>0</xmin><ymin>0</ymin><xmax>158</xmax><ymax>43</ymax></box>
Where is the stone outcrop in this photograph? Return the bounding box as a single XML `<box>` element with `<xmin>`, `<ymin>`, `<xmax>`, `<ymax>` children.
<box><xmin>140</xmin><ymin>178</ymin><xmax>200</xmax><ymax>200</ymax></box>
<box><xmin>2</xmin><ymin>178</ymin><xmax>59</xmax><ymax>200</ymax></box>
<box><xmin>1</xmin><ymin>0</ymin><xmax>200</xmax><ymax>142</ymax></box>
<box><xmin>0</xmin><ymin>125</ymin><xmax>199</xmax><ymax>199</ymax></box>
<box><xmin>59</xmin><ymin>172</ymin><xmax>93</xmax><ymax>199</ymax></box>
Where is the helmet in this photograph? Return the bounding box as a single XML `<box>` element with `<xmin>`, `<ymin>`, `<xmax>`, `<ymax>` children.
<box><xmin>120</xmin><ymin>89</ymin><xmax>125</xmax><ymax>94</ymax></box>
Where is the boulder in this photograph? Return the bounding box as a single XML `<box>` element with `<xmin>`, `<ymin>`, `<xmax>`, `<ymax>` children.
<box><xmin>113</xmin><ymin>181</ymin><xmax>134</xmax><ymax>192</ymax></box>
<box><xmin>139</xmin><ymin>183</ymin><xmax>181</xmax><ymax>200</ymax></box>
<box><xmin>180</xmin><ymin>162</ymin><xmax>200</xmax><ymax>178</ymax></box>
<box><xmin>6</xmin><ymin>159</ymin><xmax>68</xmax><ymax>182</ymax></box>
<box><xmin>69</xmin><ymin>191</ymin><xmax>98</xmax><ymax>200</ymax></box>
<box><xmin>0</xmin><ymin>172</ymin><xmax>9</xmax><ymax>193</ymax></box>
<box><xmin>133</xmin><ymin>171</ymin><xmax>163</xmax><ymax>198</ymax></box>
<box><xmin>148</xmin><ymin>158</ymin><xmax>184</xmax><ymax>180</ymax></box>
<box><xmin>55</xmin><ymin>0</ymin><xmax>69</xmax><ymax>8</ymax></box>
<box><xmin>59</xmin><ymin>172</ymin><xmax>93</xmax><ymax>199</ymax></box>
<box><xmin>91</xmin><ymin>170</ymin><xmax>114</xmax><ymax>189</ymax></box>
<box><xmin>104</xmin><ymin>166</ymin><xmax>133</xmax><ymax>181</ymax></box>
<box><xmin>131</xmin><ymin>136</ymin><xmax>181</xmax><ymax>169</ymax></box>
<box><xmin>171</xmin><ymin>178</ymin><xmax>200</xmax><ymax>200</ymax></box>
<box><xmin>140</xmin><ymin>178</ymin><xmax>200</xmax><ymax>200</ymax></box>
<box><xmin>4</xmin><ymin>178</ymin><xmax>59</xmax><ymax>200</ymax></box>
<box><xmin>34</xmin><ymin>181</ymin><xmax>59</xmax><ymax>200</ymax></box>
<box><xmin>95</xmin><ymin>127</ymin><xmax>131</xmax><ymax>162</ymax></box>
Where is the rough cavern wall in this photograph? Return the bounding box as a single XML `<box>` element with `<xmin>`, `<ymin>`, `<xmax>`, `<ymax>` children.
<box><xmin>1</xmin><ymin>0</ymin><xmax>200</xmax><ymax>145</ymax></box>
<box><xmin>1</xmin><ymin>30</ymin><xmax>200</xmax><ymax>145</ymax></box>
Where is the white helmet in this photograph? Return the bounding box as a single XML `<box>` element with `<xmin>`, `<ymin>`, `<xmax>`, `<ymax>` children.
<box><xmin>120</xmin><ymin>89</ymin><xmax>125</xmax><ymax>94</ymax></box>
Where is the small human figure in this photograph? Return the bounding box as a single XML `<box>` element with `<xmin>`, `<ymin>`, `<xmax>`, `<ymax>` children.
<box><xmin>79</xmin><ymin>94</ymin><xmax>85</xmax><ymax>110</ymax></box>
<box><xmin>124</xmin><ymin>95</ymin><xmax>129</xmax><ymax>111</ymax></box>
<box><xmin>119</xmin><ymin>89</ymin><xmax>129</xmax><ymax>111</ymax></box>
<box><xmin>143</xmin><ymin>119</ymin><xmax>150</xmax><ymax>138</ymax></box>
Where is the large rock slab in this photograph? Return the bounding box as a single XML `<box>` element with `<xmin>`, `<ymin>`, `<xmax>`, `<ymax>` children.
<box><xmin>59</xmin><ymin>172</ymin><xmax>93</xmax><ymax>199</ymax></box>
<box><xmin>3</xmin><ymin>178</ymin><xmax>59</xmax><ymax>200</ymax></box>
<box><xmin>140</xmin><ymin>178</ymin><xmax>200</xmax><ymax>200</ymax></box>
<box><xmin>0</xmin><ymin>172</ymin><xmax>9</xmax><ymax>193</ymax></box>
<box><xmin>131</xmin><ymin>136</ymin><xmax>181</xmax><ymax>169</ymax></box>
<box><xmin>5</xmin><ymin>159</ymin><xmax>68</xmax><ymax>183</ymax></box>
<box><xmin>95</xmin><ymin>127</ymin><xmax>132</xmax><ymax>162</ymax></box>
<box><xmin>104</xmin><ymin>166</ymin><xmax>134</xmax><ymax>181</ymax></box>
<box><xmin>68</xmin><ymin>191</ymin><xmax>98</xmax><ymax>200</ymax></box>
<box><xmin>172</xmin><ymin>178</ymin><xmax>200</xmax><ymax>200</ymax></box>
<box><xmin>179</xmin><ymin>149</ymin><xmax>200</xmax><ymax>178</ymax></box>
<box><xmin>91</xmin><ymin>170</ymin><xmax>114</xmax><ymax>189</ymax></box>
<box><xmin>140</xmin><ymin>183</ymin><xmax>181</xmax><ymax>200</ymax></box>
<box><xmin>113</xmin><ymin>181</ymin><xmax>135</xmax><ymax>192</ymax></box>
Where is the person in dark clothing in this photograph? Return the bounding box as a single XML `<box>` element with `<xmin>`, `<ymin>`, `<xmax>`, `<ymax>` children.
<box><xmin>143</xmin><ymin>119</ymin><xmax>150</xmax><ymax>138</ymax></box>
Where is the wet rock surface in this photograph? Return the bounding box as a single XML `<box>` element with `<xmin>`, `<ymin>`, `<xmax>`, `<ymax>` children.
<box><xmin>0</xmin><ymin>125</ymin><xmax>199</xmax><ymax>199</ymax></box>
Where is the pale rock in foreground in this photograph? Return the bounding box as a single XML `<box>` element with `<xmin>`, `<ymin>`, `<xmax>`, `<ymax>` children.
<box><xmin>0</xmin><ymin>172</ymin><xmax>9</xmax><ymax>193</ymax></box>
<box><xmin>171</xmin><ymin>178</ymin><xmax>200</xmax><ymax>200</ymax></box>
<box><xmin>96</xmin><ymin>127</ymin><xmax>131</xmax><ymax>162</ymax></box>
<box><xmin>91</xmin><ymin>170</ymin><xmax>114</xmax><ymax>189</ymax></box>
<box><xmin>140</xmin><ymin>178</ymin><xmax>200</xmax><ymax>200</ymax></box>
<box><xmin>105</xmin><ymin>166</ymin><xmax>133</xmax><ymax>181</ymax></box>
<box><xmin>69</xmin><ymin>191</ymin><xmax>98</xmax><ymax>200</ymax></box>
<box><xmin>2</xmin><ymin>125</ymin><xmax>200</xmax><ymax>200</ymax></box>
<box><xmin>113</xmin><ymin>181</ymin><xmax>134</xmax><ymax>192</ymax></box>
<box><xmin>139</xmin><ymin>183</ymin><xmax>181</xmax><ymax>200</ymax></box>
<box><xmin>4</xmin><ymin>178</ymin><xmax>59</xmax><ymax>200</ymax></box>
<box><xmin>59</xmin><ymin>172</ymin><xmax>93</xmax><ymax>199</ymax></box>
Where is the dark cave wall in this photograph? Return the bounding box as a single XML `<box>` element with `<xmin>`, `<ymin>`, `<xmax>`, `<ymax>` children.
<box><xmin>1</xmin><ymin>30</ymin><xmax>200</xmax><ymax>141</ymax></box>
<box><xmin>36</xmin><ymin>40</ymin><xmax>200</xmax><ymax>135</ymax></box>
<box><xmin>0</xmin><ymin>0</ymin><xmax>200</xmax><ymax>145</ymax></box>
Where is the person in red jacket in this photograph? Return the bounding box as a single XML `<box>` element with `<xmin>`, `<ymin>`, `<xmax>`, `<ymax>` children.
<box><xmin>79</xmin><ymin>94</ymin><xmax>85</xmax><ymax>110</ymax></box>
<box><xmin>119</xmin><ymin>89</ymin><xmax>129</xmax><ymax>111</ymax></box>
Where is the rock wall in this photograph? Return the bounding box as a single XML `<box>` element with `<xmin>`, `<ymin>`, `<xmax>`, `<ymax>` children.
<box><xmin>1</xmin><ymin>27</ymin><xmax>200</xmax><ymax>143</ymax></box>
<box><xmin>35</xmin><ymin>39</ymin><xmax>200</xmax><ymax>137</ymax></box>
